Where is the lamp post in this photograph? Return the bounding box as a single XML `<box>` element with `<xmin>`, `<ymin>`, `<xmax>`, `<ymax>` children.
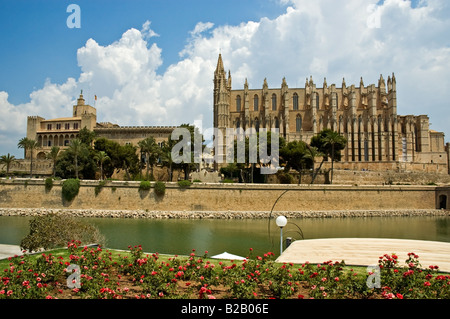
<box><xmin>275</xmin><ymin>215</ymin><xmax>287</xmax><ymax>255</ymax></box>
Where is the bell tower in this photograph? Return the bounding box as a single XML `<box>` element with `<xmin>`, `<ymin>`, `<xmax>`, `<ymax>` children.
<box><xmin>213</xmin><ymin>54</ymin><xmax>231</xmax><ymax>168</ymax></box>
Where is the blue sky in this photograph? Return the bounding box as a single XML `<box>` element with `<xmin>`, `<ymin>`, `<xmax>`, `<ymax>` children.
<box><xmin>0</xmin><ymin>0</ymin><xmax>449</xmax><ymax>158</ymax></box>
<box><xmin>0</xmin><ymin>0</ymin><xmax>286</xmax><ymax>105</ymax></box>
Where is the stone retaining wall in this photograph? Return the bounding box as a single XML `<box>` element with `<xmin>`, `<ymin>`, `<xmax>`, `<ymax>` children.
<box><xmin>0</xmin><ymin>178</ymin><xmax>446</xmax><ymax>212</ymax></box>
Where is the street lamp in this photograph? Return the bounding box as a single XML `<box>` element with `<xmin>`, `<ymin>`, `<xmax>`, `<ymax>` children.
<box><xmin>275</xmin><ymin>215</ymin><xmax>288</xmax><ymax>255</ymax></box>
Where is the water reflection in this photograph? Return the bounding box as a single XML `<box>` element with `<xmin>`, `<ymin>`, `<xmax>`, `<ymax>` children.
<box><xmin>0</xmin><ymin>216</ymin><xmax>449</xmax><ymax>258</ymax></box>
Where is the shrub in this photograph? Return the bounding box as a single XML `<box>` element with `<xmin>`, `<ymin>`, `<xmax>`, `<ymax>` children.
<box><xmin>178</xmin><ymin>180</ymin><xmax>191</xmax><ymax>188</ymax></box>
<box><xmin>20</xmin><ymin>213</ymin><xmax>105</xmax><ymax>252</ymax></box>
<box><xmin>139</xmin><ymin>180</ymin><xmax>151</xmax><ymax>191</ymax></box>
<box><xmin>276</xmin><ymin>171</ymin><xmax>294</xmax><ymax>184</ymax></box>
<box><xmin>61</xmin><ymin>178</ymin><xmax>80</xmax><ymax>202</ymax></box>
<box><xmin>44</xmin><ymin>177</ymin><xmax>53</xmax><ymax>192</ymax></box>
<box><xmin>154</xmin><ymin>181</ymin><xmax>166</xmax><ymax>196</ymax></box>
<box><xmin>94</xmin><ymin>180</ymin><xmax>107</xmax><ymax>196</ymax></box>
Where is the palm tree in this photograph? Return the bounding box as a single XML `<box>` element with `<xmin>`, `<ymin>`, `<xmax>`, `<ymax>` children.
<box><xmin>160</xmin><ymin>139</ymin><xmax>175</xmax><ymax>182</ymax></box>
<box><xmin>322</xmin><ymin>131</ymin><xmax>347</xmax><ymax>184</ymax></box>
<box><xmin>305</xmin><ymin>145</ymin><xmax>323</xmax><ymax>184</ymax></box>
<box><xmin>46</xmin><ymin>146</ymin><xmax>60</xmax><ymax>177</ymax></box>
<box><xmin>68</xmin><ymin>139</ymin><xmax>83</xmax><ymax>179</ymax></box>
<box><xmin>17</xmin><ymin>137</ymin><xmax>38</xmax><ymax>178</ymax></box>
<box><xmin>0</xmin><ymin>153</ymin><xmax>18</xmax><ymax>177</ymax></box>
<box><xmin>94</xmin><ymin>151</ymin><xmax>110</xmax><ymax>180</ymax></box>
<box><xmin>138</xmin><ymin>137</ymin><xmax>160</xmax><ymax>180</ymax></box>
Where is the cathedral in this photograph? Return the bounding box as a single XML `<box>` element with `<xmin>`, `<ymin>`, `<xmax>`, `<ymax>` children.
<box><xmin>213</xmin><ymin>54</ymin><xmax>449</xmax><ymax>173</ymax></box>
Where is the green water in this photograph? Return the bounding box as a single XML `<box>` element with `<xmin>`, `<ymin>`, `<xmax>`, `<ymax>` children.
<box><xmin>0</xmin><ymin>216</ymin><xmax>449</xmax><ymax>258</ymax></box>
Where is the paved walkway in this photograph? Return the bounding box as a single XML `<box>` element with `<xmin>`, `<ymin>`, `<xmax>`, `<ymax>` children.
<box><xmin>0</xmin><ymin>244</ymin><xmax>24</xmax><ymax>260</ymax></box>
<box><xmin>276</xmin><ymin>238</ymin><xmax>450</xmax><ymax>273</ymax></box>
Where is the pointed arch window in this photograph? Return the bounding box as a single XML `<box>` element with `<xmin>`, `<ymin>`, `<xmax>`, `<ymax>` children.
<box><xmin>316</xmin><ymin>94</ymin><xmax>320</xmax><ymax>110</ymax></box>
<box><xmin>253</xmin><ymin>95</ymin><xmax>259</xmax><ymax>111</ymax></box>
<box><xmin>272</xmin><ymin>94</ymin><xmax>277</xmax><ymax>111</ymax></box>
<box><xmin>293</xmin><ymin>93</ymin><xmax>299</xmax><ymax>110</ymax></box>
<box><xmin>236</xmin><ymin>95</ymin><xmax>241</xmax><ymax>112</ymax></box>
<box><xmin>296</xmin><ymin>115</ymin><xmax>302</xmax><ymax>132</ymax></box>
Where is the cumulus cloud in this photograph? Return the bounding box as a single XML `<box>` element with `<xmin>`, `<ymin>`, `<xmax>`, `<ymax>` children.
<box><xmin>1</xmin><ymin>0</ymin><xmax>449</xmax><ymax>157</ymax></box>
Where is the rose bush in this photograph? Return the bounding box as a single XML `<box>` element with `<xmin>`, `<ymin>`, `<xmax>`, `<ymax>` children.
<box><xmin>1</xmin><ymin>242</ymin><xmax>449</xmax><ymax>299</ymax></box>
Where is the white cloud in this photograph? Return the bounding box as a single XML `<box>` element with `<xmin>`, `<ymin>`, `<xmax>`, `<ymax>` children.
<box><xmin>1</xmin><ymin>1</ymin><xmax>449</xmax><ymax>157</ymax></box>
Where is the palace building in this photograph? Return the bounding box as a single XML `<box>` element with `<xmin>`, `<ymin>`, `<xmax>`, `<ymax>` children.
<box><xmin>26</xmin><ymin>93</ymin><xmax>176</xmax><ymax>160</ymax></box>
<box><xmin>213</xmin><ymin>54</ymin><xmax>449</xmax><ymax>173</ymax></box>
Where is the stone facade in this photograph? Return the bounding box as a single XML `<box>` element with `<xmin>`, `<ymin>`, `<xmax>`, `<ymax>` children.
<box><xmin>213</xmin><ymin>54</ymin><xmax>448</xmax><ymax>173</ymax></box>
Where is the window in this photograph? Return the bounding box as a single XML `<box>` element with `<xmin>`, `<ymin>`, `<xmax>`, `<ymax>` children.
<box><xmin>56</xmin><ymin>124</ymin><xmax>61</xmax><ymax>130</ymax></box>
<box><xmin>236</xmin><ymin>118</ymin><xmax>240</xmax><ymax>129</ymax></box>
<box><xmin>296</xmin><ymin>115</ymin><xmax>302</xmax><ymax>132</ymax></box>
<box><xmin>47</xmin><ymin>124</ymin><xmax>52</xmax><ymax>130</ymax></box>
<box><xmin>253</xmin><ymin>95</ymin><xmax>259</xmax><ymax>111</ymax></box>
<box><xmin>74</xmin><ymin>123</ymin><xmax>79</xmax><ymax>130</ymax></box>
<box><xmin>272</xmin><ymin>94</ymin><xmax>277</xmax><ymax>111</ymax></box>
<box><xmin>236</xmin><ymin>95</ymin><xmax>241</xmax><ymax>112</ymax></box>
<box><xmin>293</xmin><ymin>93</ymin><xmax>299</xmax><ymax>110</ymax></box>
<box><xmin>316</xmin><ymin>94</ymin><xmax>320</xmax><ymax>110</ymax></box>
<box><xmin>275</xmin><ymin>117</ymin><xmax>280</xmax><ymax>129</ymax></box>
<box><xmin>65</xmin><ymin>123</ymin><xmax>70</xmax><ymax>130</ymax></box>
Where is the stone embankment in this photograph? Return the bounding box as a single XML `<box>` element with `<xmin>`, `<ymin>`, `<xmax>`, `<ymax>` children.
<box><xmin>0</xmin><ymin>208</ymin><xmax>448</xmax><ymax>219</ymax></box>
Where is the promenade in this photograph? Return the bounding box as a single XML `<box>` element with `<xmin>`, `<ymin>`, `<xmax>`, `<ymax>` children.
<box><xmin>276</xmin><ymin>238</ymin><xmax>450</xmax><ymax>273</ymax></box>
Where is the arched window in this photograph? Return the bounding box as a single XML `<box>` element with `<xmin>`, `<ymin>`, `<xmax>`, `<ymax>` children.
<box><xmin>296</xmin><ymin>115</ymin><xmax>302</xmax><ymax>132</ymax></box>
<box><xmin>253</xmin><ymin>95</ymin><xmax>259</xmax><ymax>111</ymax></box>
<box><xmin>272</xmin><ymin>94</ymin><xmax>277</xmax><ymax>111</ymax></box>
<box><xmin>236</xmin><ymin>95</ymin><xmax>241</xmax><ymax>112</ymax></box>
<box><xmin>316</xmin><ymin>94</ymin><xmax>320</xmax><ymax>110</ymax></box>
<box><xmin>293</xmin><ymin>93</ymin><xmax>299</xmax><ymax>110</ymax></box>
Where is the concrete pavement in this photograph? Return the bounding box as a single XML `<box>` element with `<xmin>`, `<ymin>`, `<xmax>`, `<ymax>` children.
<box><xmin>0</xmin><ymin>244</ymin><xmax>24</xmax><ymax>260</ymax></box>
<box><xmin>276</xmin><ymin>238</ymin><xmax>450</xmax><ymax>273</ymax></box>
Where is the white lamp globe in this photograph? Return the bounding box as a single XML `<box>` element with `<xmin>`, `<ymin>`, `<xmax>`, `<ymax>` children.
<box><xmin>276</xmin><ymin>216</ymin><xmax>287</xmax><ymax>228</ymax></box>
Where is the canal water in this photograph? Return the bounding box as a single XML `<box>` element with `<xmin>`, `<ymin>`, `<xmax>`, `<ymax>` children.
<box><xmin>0</xmin><ymin>216</ymin><xmax>449</xmax><ymax>258</ymax></box>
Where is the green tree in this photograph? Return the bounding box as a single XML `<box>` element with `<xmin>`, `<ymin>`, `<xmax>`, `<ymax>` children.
<box><xmin>55</xmin><ymin>137</ymin><xmax>97</xmax><ymax>180</ymax></box>
<box><xmin>17</xmin><ymin>137</ymin><xmax>38</xmax><ymax>178</ymax></box>
<box><xmin>46</xmin><ymin>146</ymin><xmax>60</xmax><ymax>177</ymax></box>
<box><xmin>94</xmin><ymin>138</ymin><xmax>139</xmax><ymax>180</ymax></box>
<box><xmin>310</xmin><ymin>129</ymin><xmax>347</xmax><ymax>184</ymax></box>
<box><xmin>94</xmin><ymin>151</ymin><xmax>110</xmax><ymax>180</ymax></box>
<box><xmin>280</xmin><ymin>140</ymin><xmax>313</xmax><ymax>184</ymax></box>
<box><xmin>0</xmin><ymin>153</ymin><xmax>18</xmax><ymax>177</ymax></box>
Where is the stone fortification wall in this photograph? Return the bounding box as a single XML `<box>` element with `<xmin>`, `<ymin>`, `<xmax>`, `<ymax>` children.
<box><xmin>0</xmin><ymin>179</ymin><xmax>443</xmax><ymax>213</ymax></box>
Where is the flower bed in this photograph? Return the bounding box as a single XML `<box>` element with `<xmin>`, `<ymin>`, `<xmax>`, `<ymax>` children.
<box><xmin>1</xmin><ymin>241</ymin><xmax>449</xmax><ymax>299</ymax></box>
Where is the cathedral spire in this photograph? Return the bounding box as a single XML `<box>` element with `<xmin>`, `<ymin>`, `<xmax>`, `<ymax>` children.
<box><xmin>215</xmin><ymin>54</ymin><xmax>225</xmax><ymax>75</ymax></box>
